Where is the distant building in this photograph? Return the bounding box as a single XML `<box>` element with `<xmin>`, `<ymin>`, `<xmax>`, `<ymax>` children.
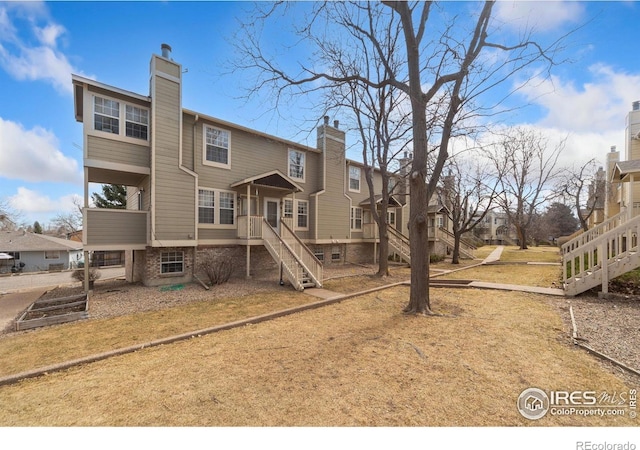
<box><xmin>0</xmin><ymin>230</ymin><xmax>83</xmax><ymax>273</ymax></box>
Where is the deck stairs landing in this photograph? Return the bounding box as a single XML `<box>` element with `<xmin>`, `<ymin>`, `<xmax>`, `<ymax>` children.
<box><xmin>388</xmin><ymin>227</ymin><xmax>411</xmax><ymax>264</ymax></box>
<box><xmin>562</xmin><ymin>211</ymin><xmax>640</xmax><ymax>296</ymax></box>
<box><xmin>261</xmin><ymin>218</ymin><xmax>322</xmax><ymax>291</ymax></box>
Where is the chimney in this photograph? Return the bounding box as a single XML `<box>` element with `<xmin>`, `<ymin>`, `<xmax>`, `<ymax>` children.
<box><xmin>633</xmin><ymin>101</ymin><xmax>640</xmax><ymax>111</ymax></box>
<box><xmin>324</xmin><ymin>116</ymin><xmax>329</xmax><ymax>125</ymax></box>
<box><xmin>611</xmin><ymin>146</ymin><xmax>617</xmax><ymax>153</ymax></box>
<box><xmin>333</xmin><ymin>120</ymin><xmax>339</xmax><ymax>129</ymax></box>
<box><xmin>161</xmin><ymin>43</ymin><xmax>172</xmax><ymax>59</ymax></box>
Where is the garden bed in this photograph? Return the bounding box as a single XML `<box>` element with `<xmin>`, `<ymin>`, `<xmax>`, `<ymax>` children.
<box><xmin>16</xmin><ymin>293</ymin><xmax>88</xmax><ymax>331</ymax></box>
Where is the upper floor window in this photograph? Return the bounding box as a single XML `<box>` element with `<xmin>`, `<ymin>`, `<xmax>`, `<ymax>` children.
<box><xmin>94</xmin><ymin>97</ymin><xmax>120</xmax><ymax>135</ymax></box>
<box><xmin>387</xmin><ymin>210</ymin><xmax>396</xmax><ymax>226</ymax></box>
<box><xmin>289</xmin><ymin>149</ymin><xmax>305</xmax><ymax>181</ymax></box>
<box><xmin>125</xmin><ymin>105</ymin><xmax>148</xmax><ymax>140</ymax></box>
<box><xmin>349</xmin><ymin>166</ymin><xmax>361</xmax><ymax>192</ymax></box>
<box><xmin>204</xmin><ymin>126</ymin><xmax>231</xmax><ymax>169</ymax></box>
<box><xmin>93</xmin><ymin>96</ymin><xmax>149</xmax><ymax>141</ymax></box>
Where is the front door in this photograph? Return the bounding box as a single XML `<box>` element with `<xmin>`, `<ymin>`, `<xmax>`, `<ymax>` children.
<box><xmin>265</xmin><ymin>198</ymin><xmax>280</xmax><ymax>232</ymax></box>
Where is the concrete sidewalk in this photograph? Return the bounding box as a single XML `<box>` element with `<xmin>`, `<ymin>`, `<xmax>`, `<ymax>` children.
<box><xmin>482</xmin><ymin>246</ymin><xmax>504</xmax><ymax>264</ymax></box>
<box><xmin>0</xmin><ymin>288</ymin><xmax>48</xmax><ymax>332</ymax></box>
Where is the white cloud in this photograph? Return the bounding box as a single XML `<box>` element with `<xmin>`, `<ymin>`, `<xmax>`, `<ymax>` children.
<box><xmin>0</xmin><ymin>117</ymin><xmax>82</xmax><ymax>184</ymax></box>
<box><xmin>494</xmin><ymin>1</ymin><xmax>585</xmax><ymax>33</ymax></box>
<box><xmin>8</xmin><ymin>187</ymin><xmax>82</xmax><ymax>217</ymax></box>
<box><xmin>516</xmin><ymin>64</ymin><xmax>640</xmax><ymax>133</ymax></box>
<box><xmin>0</xmin><ymin>3</ymin><xmax>85</xmax><ymax>95</ymax></box>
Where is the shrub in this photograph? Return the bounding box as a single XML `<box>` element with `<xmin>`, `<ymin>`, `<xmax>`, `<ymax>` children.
<box><xmin>430</xmin><ymin>253</ymin><xmax>445</xmax><ymax>263</ymax></box>
<box><xmin>198</xmin><ymin>253</ymin><xmax>233</xmax><ymax>286</ymax></box>
<box><xmin>71</xmin><ymin>267</ymin><xmax>102</xmax><ymax>282</ymax></box>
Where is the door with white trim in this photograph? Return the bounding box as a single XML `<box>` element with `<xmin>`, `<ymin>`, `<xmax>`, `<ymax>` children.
<box><xmin>264</xmin><ymin>198</ymin><xmax>280</xmax><ymax>232</ymax></box>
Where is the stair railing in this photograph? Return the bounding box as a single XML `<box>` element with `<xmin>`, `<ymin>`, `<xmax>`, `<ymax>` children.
<box><xmin>261</xmin><ymin>218</ymin><xmax>305</xmax><ymax>291</ymax></box>
<box><xmin>280</xmin><ymin>220</ymin><xmax>323</xmax><ymax>288</ymax></box>
<box><xmin>388</xmin><ymin>226</ymin><xmax>411</xmax><ymax>263</ymax></box>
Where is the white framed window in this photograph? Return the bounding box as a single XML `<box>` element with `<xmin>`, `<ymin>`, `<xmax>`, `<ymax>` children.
<box><xmin>437</xmin><ymin>216</ymin><xmax>444</xmax><ymax>228</ymax></box>
<box><xmin>94</xmin><ymin>96</ymin><xmax>120</xmax><ymax>135</ymax></box>
<box><xmin>93</xmin><ymin>95</ymin><xmax>149</xmax><ymax>141</ymax></box>
<box><xmin>45</xmin><ymin>251</ymin><xmax>60</xmax><ymax>260</ymax></box>
<box><xmin>284</xmin><ymin>198</ymin><xmax>294</xmax><ymax>219</ymax></box>
<box><xmin>296</xmin><ymin>199</ymin><xmax>308</xmax><ymax>229</ymax></box>
<box><xmin>331</xmin><ymin>245</ymin><xmax>341</xmax><ymax>261</ymax></box>
<box><xmin>387</xmin><ymin>210</ymin><xmax>396</xmax><ymax>226</ymax></box>
<box><xmin>125</xmin><ymin>105</ymin><xmax>149</xmax><ymax>140</ymax></box>
<box><xmin>288</xmin><ymin>149</ymin><xmax>305</xmax><ymax>181</ymax></box>
<box><xmin>161</xmin><ymin>251</ymin><xmax>184</xmax><ymax>274</ymax></box>
<box><xmin>198</xmin><ymin>188</ymin><xmax>236</xmax><ymax>227</ymax></box>
<box><xmin>349</xmin><ymin>165</ymin><xmax>361</xmax><ymax>192</ymax></box>
<box><xmin>198</xmin><ymin>189</ymin><xmax>215</xmax><ymax>224</ymax></box>
<box><xmin>219</xmin><ymin>192</ymin><xmax>235</xmax><ymax>225</ymax></box>
<box><xmin>314</xmin><ymin>247</ymin><xmax>324</xmax><ymax>261</ymax></box>
<box><xmin>203</xmin><ymin>125</ymin><xmax>231</xmax><ymax>169</ymax></box>
<box><xmin>350</xmin><ymin>206</ymin><xmax>363</xmax><ymax>230</ymax></box>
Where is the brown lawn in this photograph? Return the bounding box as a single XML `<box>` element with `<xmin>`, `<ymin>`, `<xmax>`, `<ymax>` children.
<box><xmin>0</xmin><ymin>283</ymin><xmax>635</xmax><ymax>426</ymax></box>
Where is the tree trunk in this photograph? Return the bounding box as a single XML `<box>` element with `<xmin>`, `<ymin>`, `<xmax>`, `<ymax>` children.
<box><xmin>377</xmin><ymin>221</ymin><xmax>390</xmax><ymax>277</ymax></box>
<box><xmin>452</xmin><ymin>231</ymin><xmax>461</xmax><ymax>265</ymax></box>
<box><xmin>517</xmin><ymin>226</ymin><xmax>528</xmax><ymax>250</ymax></box>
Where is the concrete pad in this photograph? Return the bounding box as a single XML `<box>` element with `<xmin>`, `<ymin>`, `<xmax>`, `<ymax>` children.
<box><xmin>469</xmin><ymin>281</ymin><xmax>565</xmax><ymax>296</ymax></box>
<box><xmin>0</xmin><ymin>288</ymin><xmax>48</xmax><ymax>332</ymax></box>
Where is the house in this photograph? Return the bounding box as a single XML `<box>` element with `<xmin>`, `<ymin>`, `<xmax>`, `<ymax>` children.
<box><xmin>0</xmin><ymin>230</ymin><xmax>83</xmax><ymax>273</ymax></box>
<box><xmin>73</xmin><ymin>44</ymin><xmax>428</xmax><ymax>289</ymax></box>
<box><xmin>563</xmin><ymin>99</ymin><xmax>640</xmax><ymax>296</ymax></box>
<box><xmin>472</xmin><ymin>211</ymin><xmax>516</xmax><ymax>246</ymax></box>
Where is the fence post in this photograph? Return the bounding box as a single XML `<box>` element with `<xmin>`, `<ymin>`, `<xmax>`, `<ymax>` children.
<box><xmin>600</xmin><ymin>242</ymin><xmax>608</xmax><ymax>294</ymax></box>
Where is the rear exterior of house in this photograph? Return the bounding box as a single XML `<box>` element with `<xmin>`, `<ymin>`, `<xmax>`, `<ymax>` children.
<box><xmin>73</xmin><ymin>45</ymin><xmax>413</xmax><ymax>289</ymax></box>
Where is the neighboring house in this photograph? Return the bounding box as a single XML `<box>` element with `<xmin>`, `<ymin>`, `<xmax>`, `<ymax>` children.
<box><xmin>472</xmin><ymin>211</ymin><xmax>516</xmax><ymax>245</ymax></box>
<box><xmin>0</xmin><ymin>230</ymin><xmax>83</xmax><ymax>273</ymax></box>
<box><xmin>72</xmin><ymin>44</ymin><xmax>418</xmax><ymax>289</ymax></box>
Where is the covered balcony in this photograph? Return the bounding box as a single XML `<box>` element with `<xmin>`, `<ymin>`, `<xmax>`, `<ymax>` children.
<box><xmin>84</xmin><ymin>209</ymin><xmax>149</xmax><ymax>251</ymax></box>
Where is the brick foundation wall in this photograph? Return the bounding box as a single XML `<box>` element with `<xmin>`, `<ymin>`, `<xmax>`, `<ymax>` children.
<box><xmin>195</xmin><ymin>245</ymin><xmax>278</xmax><ymax>280</ymax></box>
<box><xmin>140</xmin><ymin>247</ymin><xmax>195</xmax><ymax>287</ymax></box>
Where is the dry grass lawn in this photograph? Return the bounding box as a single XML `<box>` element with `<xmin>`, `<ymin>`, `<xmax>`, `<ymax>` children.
<box><xmin>499</xmin><ymin>245</ymin><xmax>561</xmax><ymax>263</ymax></box>
<box><xmin>0</xmin><ymin>285</ymin><xmax>636</xmax><ymax>426</ymax></box>
<box><xmin>442</xmin><ymin>264</ymin><xmax>562</xmax><ymax>288</ymax></box>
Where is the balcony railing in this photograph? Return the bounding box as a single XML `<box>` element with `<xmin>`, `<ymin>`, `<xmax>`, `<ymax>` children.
<box><xmin>237</xmin><ymin>215</ymin><xmax>264</xmax><ymax>239</ymax></box>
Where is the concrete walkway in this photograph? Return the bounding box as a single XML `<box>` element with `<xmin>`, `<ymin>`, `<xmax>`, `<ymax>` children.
<box><xmin>0</xmin><ymin>288</ymin><xmax>48</xmax><ymax>332</ymax></box>
<box><xmin>482</xmin><ymin>245</ymin><xmax>504</xmax><ymax>264</ymax></box>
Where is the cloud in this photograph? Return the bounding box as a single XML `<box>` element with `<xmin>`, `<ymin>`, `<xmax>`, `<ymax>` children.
<box><xmin>0</xmin><ymin>3</ymin><xmax>84</xmax><ymax>95</ymax></box>
<box><xmin>0</xmin><ymin>117</ymin><xmax>82</xmax><ymax>184</ymax></box>
<box><xmin>494</xmin><ymin>1</ymin><xmax>585</xmax><ymax>33</ymax></box>
<box><xmin>515</xmin><ymin>64</ymin><xmax>640</xmax><ymax>133</ymax></box>
<box><xmin>8</xmin><ymin>187</ymin><xmax>82</xmax><ymax>217</ymax></box>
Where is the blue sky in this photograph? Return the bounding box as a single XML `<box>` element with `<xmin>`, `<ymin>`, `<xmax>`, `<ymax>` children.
<box><xmin>1</xmin><ymin>1</ymin><xmax>640</xmax><ymax>227</ymax></box>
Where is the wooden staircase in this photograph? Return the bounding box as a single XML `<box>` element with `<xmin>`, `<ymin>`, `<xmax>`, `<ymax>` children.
<box><xmin>562</xmin><ymin>211</ymin><xmax>640</xmax><ymax>296</ymax></box>
<box><xmin>388</xmin><ymin>227</ymin><xmax>411</xmax><ymax>264</ymax></box>
<box><xmin>436</xmin><ymin>227</ymin><xmax>476</xmax><ymax>259</ymax></box>
<box><xmin>261</xmin><ymin>218</ymin><xmax>323</xmax><ymax>291</ymax></box>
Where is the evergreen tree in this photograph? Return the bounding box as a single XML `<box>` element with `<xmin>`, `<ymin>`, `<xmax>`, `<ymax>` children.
<box><xmin>33</xmin><ymin>221</ymin><xmax>43</xmax><ymax>234</ymax></box>
<box><xmin>91</xmin><ymin>184</ymin><xmax>126</xmax><ymax>209</ymax></box>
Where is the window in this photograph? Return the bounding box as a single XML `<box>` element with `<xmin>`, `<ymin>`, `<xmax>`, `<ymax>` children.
<box><xmin>284</xmin><ymin>199</ymin><xmax>294</xmax><ymax>219</ymax></box>
<box><xmin>437</xmin><ymin>216</ymin><xmax>444</xmax><ymax>228</ymax></box>
<box><xmin>297</xmin><ymin>200</ymin><xmax>308</xmax><ymax>229</ymax></box>
<box><xmin>204</xmin><ymin>126</ymin><xmax>230</xmax><ymax>168</ymax></box>
<box><xmin>198</xmin><ymin>189</ymin><xmax>235</xmax><ymax>226</ymax></box>
<box><xmin>198</xmin><ymin>189</ymin><xmax>215</xmax><ymax>224</ymax></box>
<box><xmin>45</xmin><ymin>251</ymin><xmax>60</xmax><ymax>260</ymax></box>
<box><xmin>7</xmin><ymin>252</ymin><xmax>20</xmax><ymax>260</ymax></box>
<box><xmin>161</xmin><ymin>251</ymin><xmax>184</xmax><ymax>274</ymax></box>
<box><xmin>219</xmin><ymin>192</ymin><xmax>235</xmax><ymax>225</ymax></box>
<box><xmin>387</xmin><ymin>210</ymin><xmax>396</xmax><ymax>226</ymax></box>
<box><xmin>289</xmin><ymin>149</ymin><xmax>305</xmax><ymax>181</ymax></box>
<box><xmin>331</xmin><ymin>245</ymin><xmax>341</xmax><ymax>261</ymax></box>
<box><xmin>351</xmin><ymin>207</ymin><xmax>363</xmax><ymax>230</ymax></box>
<box><xmin>94</xmin><ymin>96</ymin><xmax>119</xmax><ymax>135</ymax></box>
<box><xmin>125</xmin><ymin>105</ymin><xmax>148</xmax><ymax>140</ymax></box>
<box><xmin>314</xmin><ymin>247</ymin><xmax>324</xmax><ymax>261</ymax></box>
<box><xmin>349</xmin><ymin>166</ymin><xmax>361</xmax><ymax>192</ymax></box>
<box><xmin>93</xmin><ymin>96</ymin><xmax>149</xmax><ymax>141</ymax></box>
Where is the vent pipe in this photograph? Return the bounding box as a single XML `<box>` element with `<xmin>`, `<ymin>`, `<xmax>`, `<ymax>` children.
<box><xmin>161</xmin><ymin>43</ymin><xmax>172</xmax><ymax>59</ymax></box>
<box><xmin>633</xmin><ymin>101</ymin><xmax>640</xmax><ymax>111</ymax></box>
<box><xmin>334</xmin><ymin>120</ymin><xmax>339</xmax><ymax>129</ymax></box>
<box><xmin>324</xmin><ymin>116</ymin><xmax>329</xmax><ymax>125</ymax></box>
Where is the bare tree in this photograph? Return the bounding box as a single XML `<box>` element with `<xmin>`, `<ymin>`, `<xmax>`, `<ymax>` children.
<box><xmin>558</xmin><ymin>159</ymin><xmax>604</xmax><ymax>232</ymax></box>
<box><xmin>52</xmin><ymin>196</ymin><xmax>84</xmax><ymax>236</ymax></box>
<box><xmin>438</xmin><ymin>153</ymin><xmax>501</xmax><ymax>264</ymax></box>
<box><xmin>0</xmin><ymin>199</ymin><xmax>22</xmax><ymax>231</ymax></box>
<box><xmin>234</xmin><ymin>1</ymin><xmax>570</xmax><ymax>314</ymax></box>
<box><xmin>487</xmin><ymin>127</ymin><xmax>564</xmax><ymax>250</ymax></box>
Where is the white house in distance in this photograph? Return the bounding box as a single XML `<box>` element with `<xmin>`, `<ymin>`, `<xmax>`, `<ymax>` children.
<box><xmin>0</xmin><ymin>230</ymin><xmax>83</xmax><ymax>274</ymax></box>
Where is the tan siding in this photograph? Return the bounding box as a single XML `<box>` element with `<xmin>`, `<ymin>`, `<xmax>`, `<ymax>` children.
<box><xmin>197</xmin><ymin>228</ymin><xmax>237</xmax><ymax>240</ymax></box>
<box><xmin>182</xmin><ymin>114</ymin><xmax>195</xmax><ymax>171</ymax></box>
<box><xmin>85</xmin><ymin>209</ymin><xmax>148</xmax><ymax>246</ymax></box>
<box><xmin>87</xmin><ymin>135</ymin><xmax>150</xmax><ymax>168</ymax></box>
<box><xmin>151</xmin><ymin>63</ymin><xmax>197</xmax><ymax>241</ymax></box>
<box><xmin>156</xmin><ymin>58</ymin><xmax>181</xmax><ymax>78</ymax></box>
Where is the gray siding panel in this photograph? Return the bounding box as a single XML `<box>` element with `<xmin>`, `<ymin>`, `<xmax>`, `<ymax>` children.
<box><xmin>85</xmin><ymin>209</ymin><xmax>148</xmax><ymax>246</ymax></box>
